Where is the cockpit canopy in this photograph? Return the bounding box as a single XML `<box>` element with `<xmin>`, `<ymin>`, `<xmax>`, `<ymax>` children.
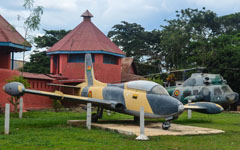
<box><xmin>127</xmin><ymin>80</ymin><xmax>169</xmax><ymax>95</ymax></box>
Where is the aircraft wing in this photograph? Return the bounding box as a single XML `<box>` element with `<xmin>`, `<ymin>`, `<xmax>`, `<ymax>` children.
<box><xmin>184</xmin><ymin>102</ymin><xmax>223</xmax><ymax>114</ymax></box>
<box><xmin>3</xmin><ymin>82</ymin><xmax>122</xmax><ymax>109</ymax></box>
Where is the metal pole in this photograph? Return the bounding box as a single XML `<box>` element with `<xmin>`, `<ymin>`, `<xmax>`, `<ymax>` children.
<box><xmin>86</xmin><ymin>103</ymin><xmax>92</xmax><ymax>130</ymax></box>
<box><xmin>136</xmin><ymin>106</ymin><xmax>149</xmax><ymax>140</ymax></box>
<box><xmin>188</xmin><ymin>99</ymin><xmax>192</xmax><ymax>119</ymax></box>
<box><xmin>11</xmin><ymin>52</ymin><xmax>14</xmax><ymax>70</ymax></box>
<box><xmin>19</xmin><ymin>97</ymin><xmax>23</xmax><ymax>119</ymax></box>
<box><xmin>4</xmin><ymin>103</ymin><xmax>10</xmax><ymax>135</ymax></box>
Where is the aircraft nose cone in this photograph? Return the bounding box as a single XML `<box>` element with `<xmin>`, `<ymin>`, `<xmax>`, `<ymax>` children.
<box><xmin>226</xmin><ymin>93</ymin><xmax>239</xmax><ymax>104</ymax></box>
<box><xmin>178</xmin><ymin>102</ymin><xmax>184</xmax><ymax>114</ymax></box>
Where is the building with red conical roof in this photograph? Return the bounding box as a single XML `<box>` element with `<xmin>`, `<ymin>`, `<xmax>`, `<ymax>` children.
<box><xmin>47</xmin><ymin>10</ymin><xmax>125</xmax><ymax>83</ymax></box>
<box><xmin>0</xmin><ymin>15</ymin><xmax>31</xmax><ymax>69</ymax></box>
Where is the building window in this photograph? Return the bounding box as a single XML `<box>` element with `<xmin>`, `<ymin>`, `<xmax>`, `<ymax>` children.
<box><xmin>53</xmin><ymin>55</ymin><xmax>58</xmax><ymax>67</ymax></box>
<box><xmin>103</xmin><ymin>54</ymin><xmax>118</xmax><ymax>65</ymax></box>
<box><xmin>68</xmin><ymin>54</ymin><xmax>94</xmax><ymax>63</ymax></box>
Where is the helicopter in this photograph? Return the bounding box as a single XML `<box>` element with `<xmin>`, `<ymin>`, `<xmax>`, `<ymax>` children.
<box><xmin>166</xmin><ymin>73</ymin><xmax>239</xmax><ymax>109</ymax></box>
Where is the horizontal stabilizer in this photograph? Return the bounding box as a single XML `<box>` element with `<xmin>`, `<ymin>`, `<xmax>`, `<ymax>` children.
<box><xmin>184</xmin><ymin>102</ymin><xmax>223</xmax><ymax>114</ymax></box>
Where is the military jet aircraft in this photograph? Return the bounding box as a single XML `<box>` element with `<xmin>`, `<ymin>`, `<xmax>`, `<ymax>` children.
<box><xmin>3</xmin><ymin>54</ymin><xmax>223</xmax><ymax>130</ymax></box>
<box><xmin>167</xmin><ymin>73</ymin><xmax>239</xmax><ymax>109</ymax></box>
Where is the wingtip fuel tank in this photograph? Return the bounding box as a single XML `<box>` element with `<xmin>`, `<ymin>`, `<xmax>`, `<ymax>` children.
<box><xmin>3</xmin><ymin>82</ymin><xmax>25</xmax><ymax>96</ymax></box>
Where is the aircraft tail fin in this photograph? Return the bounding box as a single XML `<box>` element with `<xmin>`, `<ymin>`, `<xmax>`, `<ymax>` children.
<box><xmin>84</xmin><ymin>54</ymin><xmax>102</xmax><ymax>86</ymax></box>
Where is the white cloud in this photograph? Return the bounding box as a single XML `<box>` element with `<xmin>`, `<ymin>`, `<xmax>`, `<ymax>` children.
<box><xmin>186</xmin><ymin>0</ymin><xmax>240</xmax><ymax>14</ymax></box>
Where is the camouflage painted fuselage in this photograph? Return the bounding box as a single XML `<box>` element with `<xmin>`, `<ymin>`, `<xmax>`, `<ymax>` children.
<box><xmin>79</xmin><ymin>80</ymin><xmax>184</xmax><ymax>119</ymax></box>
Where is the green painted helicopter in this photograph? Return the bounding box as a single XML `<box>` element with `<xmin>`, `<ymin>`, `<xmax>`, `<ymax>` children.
<box><xmin>166</xmin><ymin>73</ymin><xmax>239</xmax><ymax>109</ymax></box>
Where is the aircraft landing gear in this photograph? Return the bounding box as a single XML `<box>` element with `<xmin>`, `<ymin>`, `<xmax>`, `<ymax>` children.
<box><xmin>91</xmin><ymin>107</ymin><xmax>103</xmax><ymax>122</ymax></box>
<box><xmin>162</xmin><ymin>121</ymin><xmax>171</xmax><ymax>130</ymax></box>
<box><xmin>162</xmin><ymin>116</ymin><xmax>173</xmax><ymax>130</ymax></box>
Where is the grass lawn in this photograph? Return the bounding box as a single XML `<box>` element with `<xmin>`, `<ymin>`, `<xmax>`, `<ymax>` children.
<box><xmin>0</xmin><ymin>110</ymin><xmax>240</xmax><ymax>150</ymax></box>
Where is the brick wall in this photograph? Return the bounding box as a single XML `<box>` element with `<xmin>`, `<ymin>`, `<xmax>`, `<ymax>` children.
<box><xmin>0</xmin><ymin>68</ymin><xmax>54</xmax><ymax>111</ymax></box>
<box><xmin>50</xmin><ymin>54</ymin><xmax>122</xmax><ymax>83</ymax></box>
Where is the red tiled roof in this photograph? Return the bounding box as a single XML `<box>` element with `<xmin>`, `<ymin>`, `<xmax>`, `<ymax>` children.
<box><xmin>46</xmin><ymin>74</ymin><xmax>68</xmax><ymax>79</ymax></box>
<box><xmin>23</xmin><ymin>72</ymin><xmax>54</xmax><ymax>80</ymax></box>
<box><xmin>48</xmin><ymin>10</ymin><xmax>125</xmax><ymax>56</ymax></box>
<box><xmin>0</xmin><ymin>15</ymin><xmax>31</xmax><ymax>47</ymax></box>
<box><xmin>121</xmin><ymin>57</ymin><xmax>143</xmax><ymax>82</ymax></box>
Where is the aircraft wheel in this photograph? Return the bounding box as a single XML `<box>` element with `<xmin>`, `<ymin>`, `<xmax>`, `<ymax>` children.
<box><xmin>162</xmin><ymin>121</ymin><xmax>171</xmax><ymax>130</ymax></box>
<box><xmin>91</xmin><ymin>113</ymin><xmax>98</xmax><ymax>122</ymax></box>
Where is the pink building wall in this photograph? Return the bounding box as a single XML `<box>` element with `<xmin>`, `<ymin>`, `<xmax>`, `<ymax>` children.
<box><xmin>0</xmin><ymin>68</ymin><xmax>54</xmax><ymax>111</ymax></box>
<box><xmin>50</xmin><ymin>54</ymin><xmax>122</xmax><ymax>83</ymax></box>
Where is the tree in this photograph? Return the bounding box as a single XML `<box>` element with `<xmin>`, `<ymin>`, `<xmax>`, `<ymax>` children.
<box><xmin>160</xmin><ymin>8</ymin><xmax>219</xmax><ymax>69</ymax></box>
<box><xmin>218</xmin><ymin>12</ymin><xmax>240</xmax><ymax>34</ymax></box>
<box><xmin>20</xmin><ymin>0</ymin><xmax>44</xmax><ymax>72</ymax></box>
<box><xmin>22</xmin><ymin>51</ymin><xmax>50</xmax><ymax>74</ymax></box>
<box><xmin>204</xmin><ymin>33</ymin><xmax>240</xmax><ymax>92</ymax></box>
<box><xmin>22</xmin><ymin>29</ymin><xmax>69</xmax><ymax>74</ymax></box>
<box><xmin>34</xmin><ymin>29</ymin><xmax>70</xmax><ymax>48</ymax></box>
<box><xmin>108</xmin><ymin>21</ymin><xmax>148</xmax><ymax>62</ymax></box>
<box><xmin>6</xmin><ymin>76</ymin><xmax>30</xmax><ymax>113</ymax></box>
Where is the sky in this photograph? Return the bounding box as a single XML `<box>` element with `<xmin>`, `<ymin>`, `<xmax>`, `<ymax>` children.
<box><xmin>0</xmin><ymin>0</ymin><xmax>240</xmax><ymax>60</ymax></box>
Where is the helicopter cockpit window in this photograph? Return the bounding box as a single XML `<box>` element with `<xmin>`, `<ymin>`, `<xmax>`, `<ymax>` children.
<box><xmin>183</xmin><ymin>91</ymin><xmax>191</xmax><ymax>98</ymax></box>
<box><xmin>222</xmin><ymin>86</ymin><xmax>233</xmax><ymax>93</ymax></box>
<box><xmin>214</xmin><ymin>88</ymin><xmax>222</xmax><ymax>96</ymax></box>
<box><xmin>193</xmin><ymin>90</ymin><xmax>198</xmax><ymax>95</ymax></box>
<box><xmin>151</xmin><ymin>85</ymin><xmax>169</xmax><ymax>96</ymax></box>
<box><xmin>183</xmin><ymin>78</ymin><xmax>196</xmax><ymax>87</ymax></box>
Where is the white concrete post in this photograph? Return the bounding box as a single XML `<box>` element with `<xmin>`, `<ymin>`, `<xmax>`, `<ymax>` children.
<box><xmin>86</xmin><ymin>103</ymin><xmax>92</xmax><ymax>130</ymax></box>
<box><xmin>136</xmin><ymin>106</ymin><xmax>149</xmax><ymax>140</ymax></box>
<box><xmin>19</xmin><ymin>97</ymin><xmax>23</xmax><ymax>119</ymax></box>
<box><xmin>188</xmin><ymin>99</ymin><xmax>192</xmax><ymax>119</ymax></box>
<box><xmin>4</xmin><ymin>103</ymin><xmax>10</xmax><ymax>135</ymax></box>
<box><xmin>107</xmin><ymin>110</ymin><xmax>111</xmax><ymax>116</ymax></box>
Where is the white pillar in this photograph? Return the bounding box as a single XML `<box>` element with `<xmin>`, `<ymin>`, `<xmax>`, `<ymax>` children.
<box><xmin>136</xmin><ymin>106</ymin><xmax>149</xmax><ymax>140</ymax></box>
<box><xmin>188</xmin><ymin>99</ymin><xmax>192</xmax><ymax>119</ymax></box>
<box><xmin>86</xmin><ymin>103</ymin><xmax>92</xmax><ymax>130</ymax></box>
<box><xmin>19</xmin><ymin>97</ymin><xmax>23</xmax><ymax>119</ymax></box>
<box><xmin>4</xmin><ymin>103</ymin><xmax>10</xmax><ymax>135</ymax></box>
<box><xmin>107</xmin><ymin>110</ymin><xmax>111</xmax><ymax>116</ymax></box>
